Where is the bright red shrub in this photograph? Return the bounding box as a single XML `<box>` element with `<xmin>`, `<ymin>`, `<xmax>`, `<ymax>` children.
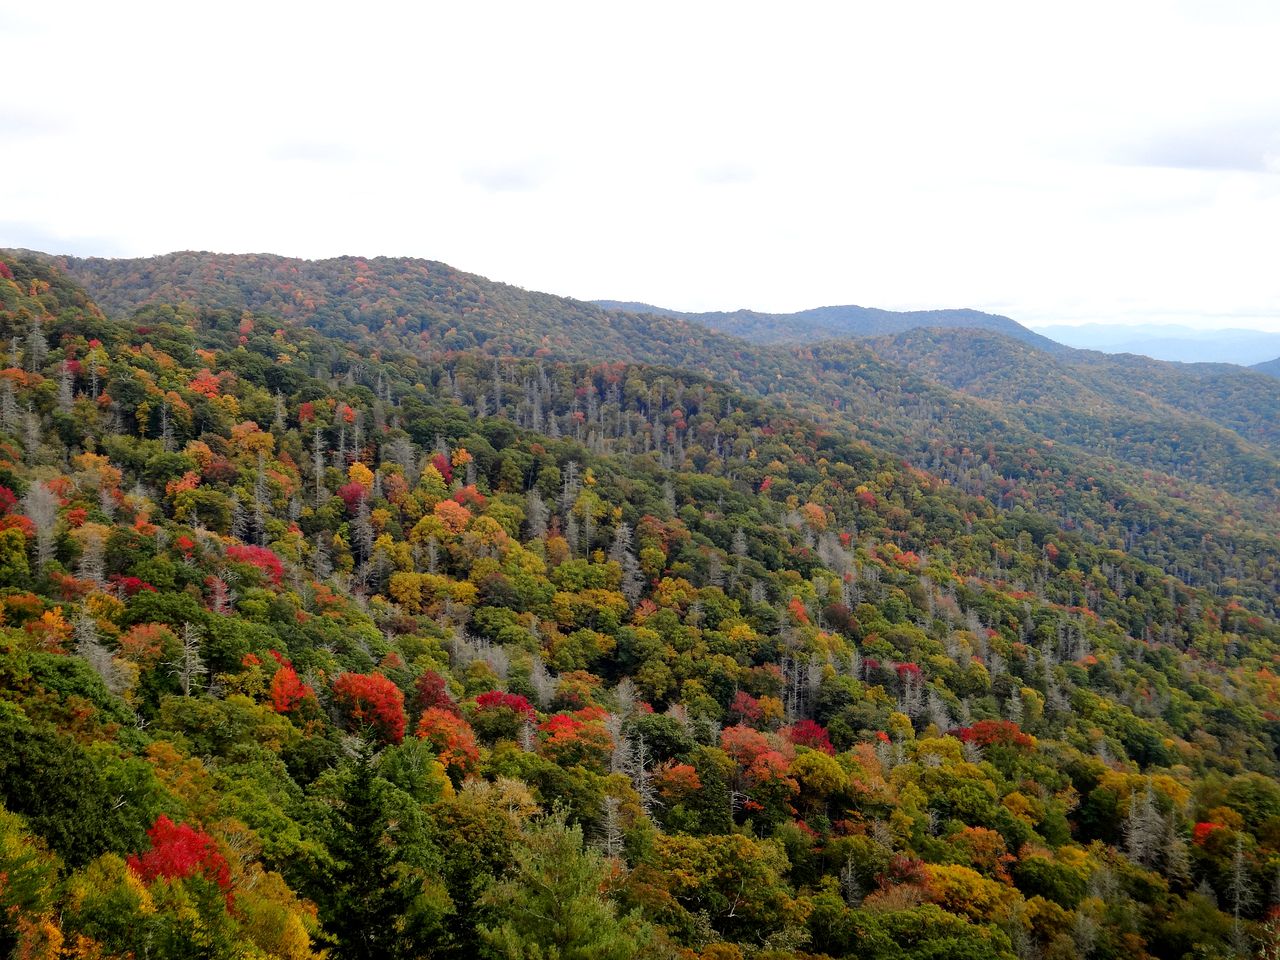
<box><xmin>1192</xmin><ymin>822</ymin><xmax>1221</xmax><ymax>845</ymax></box>
<box><xmin>537</xmin><ymin>709</ymin><xmax>613</xmax><ymax>769</ymax></box>
<box><xmin>110</xmin><ymin>574</ymin><xmax>157</xmax><ymax>596</ymax></box>
<box><xmin>333</xmin><ymin>672</ymin><xmax>406</xmax><ymax>744</ymax></box>
<box><xmin>895</xmin><ymin>662</ymin><xmax>922</xmax><ymax>680</ymax></box>
<box><xmin>431</xmin><ymin>453</ymin><xmax>453</xmax><ymax>483</ymax></box>
<box><xmin>414</xmin><ymin>669</ymin><xmax>460</xmax><ymax>715</ymax></box>
<box><xmin>188</xmin><ymin>369</ymin><xmax>222</xmax><ymax>398</ymax></box>
<box><xmin>951</xmin><ymin>720</ymin><xmax>1034</xmax><ymax>751</ymax></box>
<box><xmin>729</xmin><ymin>690</ymin><xmax>763</xmax><ymax>725</ymax></box>
<box><xmin>0</xmin><ymin>513</ymin><xmax>35</xmax><ymax>537</ymax></box>
<box><xmin>417</xmin><ymin>707</ymin><xmax>480</xmax><ymax>776</ymax></box>
<box><xmin>785</xmin><ymin>719</ymin><xmax>835</xmax><ymax>755</ymax></box>
<box><xmin>721</xmin><ymin>724</ymin><xmax>789</xmax><ymax>768</ymax></box>
<box><xmin>655</xmin><ymin>761</ymin><xmax>703</xmax><ymax>800</ymax></box>
<box><xmin>787</xmin><ymin>596</ymin><xmax>810</xmax><ymax>624</ymax></box>
<box><xmin>270</xmin><ymin>662</ymin><xmax>314</xmax><ymax>714</ymax></box>
<box><xmin>337</xmin><ymin>482</ymin><xmax>368</xmax><ymax>513</ymax></box>
<box><xmin>128</xmin><ymin>815</ymin><xmax>232</xmax><ymax>907</ymax></box>
<box><xmin>474</xmin><ymin>690</ymin><xmax>536</xmax><ymax>718</ymax></box>
<box><xmin>452</xmin><ymin>484</ymin><xmax>487</xmax><ymax>509</ymax></box>
<box><xmin>226</xmin><ymin>544</ymin><xmax>284</xmax><ymax>585</ymax></box>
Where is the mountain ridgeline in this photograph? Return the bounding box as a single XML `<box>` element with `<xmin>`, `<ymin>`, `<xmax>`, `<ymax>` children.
<box><xmin>594</xmin><ymin>299</ymin><xmax>1063</xmax><ymax>351</ymax></box>
<box><xmin>0</xmin><ymin>249</ymin><xmax>1278</xmax><ymax>959</ymax></box>
<box><xmin>1036</xmin><ymin>324</ymin><xmax>1280</xmax><ymax>366</ymax></box>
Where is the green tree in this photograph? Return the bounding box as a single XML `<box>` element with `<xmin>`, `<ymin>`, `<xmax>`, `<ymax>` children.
<box><xmin>479</xmin><ymin>812</ymin><xmax>651</xmax><ymax>960</ymax></box>
<box><xmin>0</xmin><ymin>526</ymin><xmax>29</xmax><ymax>585</ymax></box>
<box><xmin>319</xmin><ymin>744</ymin><xmax>421</xmax><ymax>960</ymax></box>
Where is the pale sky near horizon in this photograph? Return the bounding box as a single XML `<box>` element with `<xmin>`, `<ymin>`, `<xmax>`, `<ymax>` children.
<box><xmin>3</xmin><ymin>1</ymin><xmax>1279</xmax><ymax>330</ymax></box>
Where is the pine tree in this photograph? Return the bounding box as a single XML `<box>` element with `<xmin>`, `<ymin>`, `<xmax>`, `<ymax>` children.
<box><xmin>0</xmin><ymin>378</ymin><xmax>17</xmax><ymax>431</ymax></box>
<box><xmin>599</xmin><ymin>796</ymin><xmax>624</xmax><ymax>858</ymax></box>
<box><xmin>525</xmin><ymin>489</ymin><xmax>548</xmax><ymax>539</ymax></box>
<box><xmin>80</xmin><ymin>541</ymin><xmax>106</xmax><ymax>593</ymax></box>
<box><xmin>609</xmin><ymin>523</ymin><xmax>643</xmax><ymax>603</ymax></box>
<box><xmin>313</xmin><ymin>426</ymin><xmax>328</xmax><ymax>504</ymax></box>
<box><xmin>76</xmin><ymin>611</ymin><xmax>125</xmax><ymax>696</ymax></box>
<box><xmin>168</xmin><ymin>622</ymin><xmax>207</xmax><ymax>697</ymax></box>
<box><xmin>479</xmin><ymin>813</ymin><xmax>650</xmax><ymax>960</ymax></box>
<box><xmin>1228</xmin><ymin>834</ymin><xmax>1255</xmax><ymax>921</ymax></box>
<box><xmin>1163</xmin><ymin>810</ymin><xmax>1191</xmax><ymax>885</ymax></box>
<box><xmin>565</xmin><ymin>513</ymin><xmax>580</xmax><ymax>557</ymax></box>
<box><xmin>25</xmin><ymin>314</ymin><xmax>46</xmax><ymax>373</ymax></box>
<box><xmin>1124</xmin><ymin>783</ymin><xmax>1159</xmax><ymax>868</ymax></box>
<box><xmin>57</xmin><ymin>361</ymin><xmax>73</xmax><ymax>413</ymax></box>
<box><xmin>22</xmin><ymin>481</ymin><xmax>58</xmax><ymax>570</ymax></box>
<box><xmin>560</xmin><ymin>462</ymin><xmax>580</xmax><ymax>512</ymax></box>
<box><xmin>22</xmin><ymin>406</ymin><xmax>41</xmax><ymax>464</ymax></box>
<box><xmin>273</xmin><ymin>391</ymin><xmax>287</xmax><ymax>433</ymax></box>
<box><xmin>322</xmin><ymin>745</ymin><xmax>418</xmax><ymax>960</ymax></box>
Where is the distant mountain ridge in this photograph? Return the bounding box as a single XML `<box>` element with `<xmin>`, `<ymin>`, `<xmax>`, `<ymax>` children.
<box><xmin>594</xmin><ymin>299</ymin><xmax>1063</xmax><ymax>351</ymax></box>
<box><xmin>1034</xmin><ymin>322</ymin><xmax>1280</xmax><ymax>365</ymax></box>
<box><xmin>1255</xmin><ymin>356</ymin><xmax>1280</xmax><ymax>377</ymax></box>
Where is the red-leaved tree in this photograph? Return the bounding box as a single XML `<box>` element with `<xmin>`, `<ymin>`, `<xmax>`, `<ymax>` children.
<box><xmin>333</xmin><ymin>672</ymin><xmax>406</xmax><ymax>744</ymax></box>
<box><xmin>128</xmin><ymin>815</ymin><xmax>233</xmax><ymax>908</ymax></box>
<box><xmin>414</xmin><ymin>669</ymin><xmax>460</xmax><ymax>716</ymax></box>
<box><xmin>784</xmin><ymin>719</ymin><xmax>835</xmax><ymax>755</ymax></box>
<box><xmin>269</xmin><ymin>654</ymin><xmax>314</xmax><ymax>714</ymax></box>
<box><xmin>417</xmin><ymin>707</ymin><xmax>479</xmax><ymax>778</ymax></box>
<box><xmin>226</xmin><ymin>544</ymin><xmax>284</xmax><ymax>585</ymax></box>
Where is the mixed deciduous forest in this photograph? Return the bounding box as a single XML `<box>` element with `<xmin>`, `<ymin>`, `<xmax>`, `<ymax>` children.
<box><xmin>1</xmin><ymin>250</ymin><xmax>1279</xmax><ymax>959</ymax></box>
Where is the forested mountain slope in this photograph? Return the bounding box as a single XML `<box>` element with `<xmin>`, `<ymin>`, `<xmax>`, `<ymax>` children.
<box><xmin>1255</xmin><ymin>356</ymin><xmax>1280</xmax><ymax>378</ymax></box>
<box><xmin>866</xmin><ymin>328</ymin><xmax>1280</xmax><ymax>459</ymax></box>
<box><xmin>23</xmin><ymin>250</ymin><xmax>1280</xmax><ymax>616</ymax></box>
<box><xmin>33</xmin><ymin>250</ymin><xmax>737</xmax><ymax>371</ymax></box>
<box><xmin>594</xmin><ymin>299</ymin><xmax>1060</xmax><ymax>351</ymax></box>
<box><xmin>862</xmin><ymin>328</ymin><xmax>1280</xmax><ymax>502</ymax></box>
<box><xmin>1</xmin><ymin>253</ymin><xmax>1279</xmax><ymax>957</ymax></box>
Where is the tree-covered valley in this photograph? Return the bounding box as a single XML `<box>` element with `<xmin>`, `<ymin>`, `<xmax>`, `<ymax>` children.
<box><xmin>1</xmin><ymin>250</ymin><xmax>1279</xmax><ymax>959</ymax></box>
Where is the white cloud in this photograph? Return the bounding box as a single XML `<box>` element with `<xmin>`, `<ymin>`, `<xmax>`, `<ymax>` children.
<box><xmin>1</xmin><ymin>0</ymin><xmax>1278</xmax><ymax>330</ymax></box>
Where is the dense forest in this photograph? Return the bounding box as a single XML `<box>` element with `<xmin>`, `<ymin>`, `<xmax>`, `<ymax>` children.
<box><xmin>1</xmin><ymin>251</ymin><xmax>1279</xmax><ymax>959</ymax></box>
<box><xmin>42</xmin><ymin>252</ymin><xmax>1280</xmax><ymax>616</ymax></box>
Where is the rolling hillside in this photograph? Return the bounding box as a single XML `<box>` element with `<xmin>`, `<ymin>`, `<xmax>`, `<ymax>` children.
<box><xmin>28</xmin><ymin>249</ymin><xmax>1280</xmax><ymax>616</ymax></box>
<box><xmin>1</xmin><ymin>251</ymin><xmax>1279</xmax><ymax>958</ymax></box>
<box><xmin>863</xmin><ymin>327</ymin><xmax>1280</xmax><ymax>488</ymax></box>
<box><xmin>595</xmin><ymin>299</ymin><xmax>1062</xmax><ymax>351</ymax></box>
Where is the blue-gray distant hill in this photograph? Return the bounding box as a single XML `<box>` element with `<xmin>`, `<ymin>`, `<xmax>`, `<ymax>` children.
<box><xmin>1035</xmin><ymin>323</ymin><xmax>1280</xmax><ymax>366</ymax></box>
<box><xmin>1255</xmin><ymin>356</ymin><xmax>1280</xmax><ymax>378</ymax></box>
<box><xmin>594</xmin><ymin>299</ymin><xmax>1064</xmax><ymax>351</ymax></box>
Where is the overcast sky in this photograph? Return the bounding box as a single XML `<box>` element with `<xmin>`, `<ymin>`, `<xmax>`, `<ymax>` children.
<box><xmin>3</xmin><ymin>1</ymin><xmax>1279</xmax><ymax>329</ymax></box>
